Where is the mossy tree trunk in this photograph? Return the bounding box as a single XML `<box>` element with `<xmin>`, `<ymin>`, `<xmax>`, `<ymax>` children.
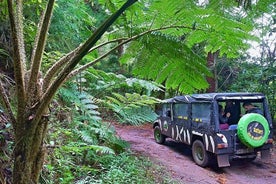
<box><xmin>12</xmin><ymin>116</ymin><xmax>48</xmax><ymax>183</ymax></box>
<box><xmin>1</xmin><ymin>0</ymin><xmax>137</xmax><ymax>183</ymax></box>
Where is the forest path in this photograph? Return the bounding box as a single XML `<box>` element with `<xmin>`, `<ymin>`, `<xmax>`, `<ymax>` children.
<box><xmin>114</xmin><ymin>123</ymin><xmax>276</xmax><ymax>184</ymax></box>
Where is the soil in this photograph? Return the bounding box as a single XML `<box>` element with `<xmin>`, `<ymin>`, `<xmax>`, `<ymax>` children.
<box><xmin>113</xmin><ymin>123</ymin><xmax>276</xmax><ymax>184</ymax></box>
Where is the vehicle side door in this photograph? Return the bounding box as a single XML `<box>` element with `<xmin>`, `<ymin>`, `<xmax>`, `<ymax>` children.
<box><xmin>172</xmin><ymin>103</ymin><xmax>190</xmax><ymax>143</ymax></box>
<box><xmin>159</xmin><ymin>103</ymin><xmax>173</xmax><ymax>137</ymax></box>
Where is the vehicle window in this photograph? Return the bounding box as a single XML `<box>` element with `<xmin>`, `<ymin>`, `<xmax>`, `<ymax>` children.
<box><xmin>162</xmin><ymin>104</ymin><xmax>171</xmax><ymax>117</ymax></box>
<box><xmin>192</xmin><ymin>103</ymin><xmax>211</xmax><ymax>123</ymax></box>
<box><xmin>173</xmin><ymin>103</ymin><xmax>189</xmax><ymax>119</ymax></box>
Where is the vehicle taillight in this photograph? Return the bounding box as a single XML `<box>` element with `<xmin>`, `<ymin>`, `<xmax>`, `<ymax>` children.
<box><xmin>217</xmin><ymin>143</ymin><xmax>228</xmax><ymax>149</ymax></box>
<box><xmin>266</xmin><ymin>139</ymin><xmax>273</xmax><ymax>144</ymax></box>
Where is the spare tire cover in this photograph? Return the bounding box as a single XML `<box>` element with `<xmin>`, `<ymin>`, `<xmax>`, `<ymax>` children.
<box><xmin>237</xmin><ymin>113</ymin><xmax>269</xmax><ymax>148</ymax></box>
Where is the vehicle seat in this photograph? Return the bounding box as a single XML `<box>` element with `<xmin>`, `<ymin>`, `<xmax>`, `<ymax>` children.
<box><xmin>228</xmin><ymin>124</ymin><xmax>238</xmax><ymax>130</ymax></box>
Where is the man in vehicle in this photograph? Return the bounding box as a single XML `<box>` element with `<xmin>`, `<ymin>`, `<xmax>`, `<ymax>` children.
<box><xmin>242</xmin><ymin>102</ymin><xmax>263</xmax><ymax>115</ymax></box>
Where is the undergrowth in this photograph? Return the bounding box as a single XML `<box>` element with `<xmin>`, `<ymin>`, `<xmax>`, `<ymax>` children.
<box><xmin>40</xmin><ymin>83</ymin><xmax>176</xmax><ymax>184</ymax></box>
<box><xmin>74</xmin><ymin>152</ymin><xmax>177</xmax><ymax>184</ymax></box>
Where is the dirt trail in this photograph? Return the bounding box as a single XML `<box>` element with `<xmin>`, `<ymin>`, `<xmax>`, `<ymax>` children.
<box><xmin>114</xmin><ymin>123</ymin><xmax>276</xmax><ymax>184</ymax></box>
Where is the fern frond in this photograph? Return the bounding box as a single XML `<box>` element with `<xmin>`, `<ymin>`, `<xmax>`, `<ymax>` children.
<box><xmin>62</xmin><ymin>144</ymin><xmax>115</xmax><ymax>155</ymax></box>
<box><xmin>78</xmin><ymin>130</ymin><xmax>97</xmax><ymax>144</ymax></box>
<box><xmin>104</xmin><ymin>93</ymin><xmax>158</xmax><ymax>125</ymax></box>
<box><xmin>122</xmin><ymin>33</ymin><xmax>210</xmax><ymax>93</ymax></box>
<box><xmin>90</xmin><ymin>145</ymin><xmax>115</xmax><ymax>155</ymax></box>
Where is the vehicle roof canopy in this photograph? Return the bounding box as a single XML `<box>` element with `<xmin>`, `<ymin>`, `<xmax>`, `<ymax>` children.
<box><xmin>162</xmin><ymin>93</ymin><xmax>265</xmax><ymax>103</ymax></box>
<box><xmin>162</xmin><ymin>95</ymin><xmax>195</xmax><ymax>103</ymax></box>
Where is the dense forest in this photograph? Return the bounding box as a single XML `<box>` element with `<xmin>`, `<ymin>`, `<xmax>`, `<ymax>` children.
<box><xmin>0</xmin><ymin>0</ymin><xmax>275</xmax><ymax>183</ymax></box>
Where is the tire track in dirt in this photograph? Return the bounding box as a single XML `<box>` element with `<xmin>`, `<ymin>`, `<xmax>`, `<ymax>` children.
<box><xmin>114</xmin><ymin>123</ymin><xmax>276</xmax><ymax>184</ymax></box>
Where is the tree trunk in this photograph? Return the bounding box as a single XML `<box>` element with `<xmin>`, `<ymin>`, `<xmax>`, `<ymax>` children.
<box><xmin>12</xmin><ymin>117</ymin><xmax>48</xmax><ymax>184</ymax></box>
<box><xmin>206</xmin><ymin>52</ymin><xmax>218</xmax><ymax>92</ymax></box>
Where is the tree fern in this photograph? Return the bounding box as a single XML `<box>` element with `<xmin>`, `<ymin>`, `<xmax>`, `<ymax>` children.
<box><xmin>121</xmin><ymin>33</ymin><xmax>211</xmax><ymax>93</ymax></box>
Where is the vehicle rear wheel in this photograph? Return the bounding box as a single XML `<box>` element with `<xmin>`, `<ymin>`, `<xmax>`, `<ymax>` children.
<box><xmin>154</xmin><ymin>126</ymin><xmax>166</xmax><ymax>144</ymax></box>
<box><xmin>192</xmin><ymin>140</ymin><xmax>211</xmax><ymax>167</ymax></box>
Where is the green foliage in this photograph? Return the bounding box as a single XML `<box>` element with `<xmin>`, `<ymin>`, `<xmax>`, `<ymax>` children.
<box><xmin>214</xmin><ymin>0</ymin><xmax>275</xmax><ymax>121</ymax></box>
<box><xmin>250</xmin><ymin>0</ymin><xmax>276</xmax><ymax>18</ymax></box>
<box><xmin>83</xmin><ymin>68</ymin><xmax>163</xmax><ymax>97</ymax></box>
<box><xmin>0</xmin><ymin>1</ymin><xmax>8</xmax><ymax>22</ymax></box>
<box><xmin>121</xmin><ymin>33</ymin><xmax>211</xmax><ymax>93</ymax></box>
<box><xmin>47</xmin><ymin>0</ymin><xmax>98</xmax><ymax>52</ymax></box>
<box><xmin>105</xmin><ymin>93</ymin><xmax>159</xmax><ymax>125</ymax></box>
<box><xmin>124</xmin><ymin>0</ymin><xmax>257</xmax><ymax>57</ymax></box>
<box><xmin>42</xmin><ymin>82</ymin><xmax>174</xmax><ymax>184</ymax></box>
<box><xmin>57</xmin><ymin>81</ymin><xmax>81</xmax><ymax>105</ymax></box>
<box><xmin>42</xmin><ymin>84</ymin><xmax>130</xmax><ymax>183</ymax></box>
<box><xmin>107</xmin><ymin>0</ymin><xmax>260</xmax><ymax>93</ymax></box>
<box><xmin>23</xmin><ymin>0</ymin><xmax>48</xmax><ymax>55</ymax></box>
<box><xmin>42</xmin><ymin>51</ymin><xmax>65</xmax><ymax>72</ymax></box>
<box><xmin>71</xmin><ymin>152</ymin><xmax>177</xmax><ymax>184</ymax></box>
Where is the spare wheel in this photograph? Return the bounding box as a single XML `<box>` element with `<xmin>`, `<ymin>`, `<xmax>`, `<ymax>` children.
<box><xmin>237</xmin><ymin>113</ymin><xmax>269</xmax><ymax>148</ymax></box>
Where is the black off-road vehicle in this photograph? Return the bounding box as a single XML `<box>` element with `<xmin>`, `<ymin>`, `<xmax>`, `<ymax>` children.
<box><xmin>153</xmin><ymin>93</ymin><xmax>274</xmax><ymax>167</ymax></box>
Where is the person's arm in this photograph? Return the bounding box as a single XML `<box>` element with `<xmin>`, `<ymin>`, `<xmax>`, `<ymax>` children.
<box><xmin>219</xmin><ymin>113</ymin><xmax>230</xmax><ymax>124</ymax></box>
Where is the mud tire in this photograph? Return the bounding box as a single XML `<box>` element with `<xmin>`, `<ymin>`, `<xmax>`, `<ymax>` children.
<box><xmin>192</xmin><ymin>140</ymin><xmax>211</xmax><ymax>167</ymax></box>
<box><xmin>154</xmin><ymin>126</ymin><xmax>166</xmax><ymax>144</ymax></box>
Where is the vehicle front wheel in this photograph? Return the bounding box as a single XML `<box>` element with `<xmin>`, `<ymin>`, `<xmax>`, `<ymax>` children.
<box><xmin>192</xmin><ymin>140</ymin><xmax>211</xmax><ymax>167</ymax></box>
<box><xmin>154</xmin><ymin>126</ymin><xmax>166</xmax><ymax>144</ymax></box>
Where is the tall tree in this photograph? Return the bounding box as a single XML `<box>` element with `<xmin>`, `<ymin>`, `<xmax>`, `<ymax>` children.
<box><xmin>1</xmin><ymin>0</ymin><xmax>137</xmax><ymax>183</ymax></box>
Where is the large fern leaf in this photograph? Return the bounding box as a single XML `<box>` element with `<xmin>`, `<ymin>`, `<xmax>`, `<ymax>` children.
<box><xmin>85</xmin><ymin>68</ymin><xmax>163</xmax><ymax>95</ymax></box>
<box><xmin>121</xmin><ymin>33</ymin><xmax>211</xmax><ymax>93</ymax></box>
<box><xmin>105</xmin><ymin>93</ymin><xmax>158</xmax><ymax>125</ymax></box>
<box><xmin>62</xmin><ymin>143</ymin><xmax>115</xmax><ymax>155</ymax></box>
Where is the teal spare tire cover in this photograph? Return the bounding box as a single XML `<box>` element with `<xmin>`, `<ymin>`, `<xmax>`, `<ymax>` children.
<box><xmin>237</xmin><ymin>113</ymin><xmax>269</xmax><ymax>148</ymax></box>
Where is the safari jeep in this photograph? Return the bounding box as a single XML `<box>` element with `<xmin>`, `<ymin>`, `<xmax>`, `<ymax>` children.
<box><xmin>153</xmin><ymin>93</ymin><xmax>274</xmax><ymax>167</ymax></box>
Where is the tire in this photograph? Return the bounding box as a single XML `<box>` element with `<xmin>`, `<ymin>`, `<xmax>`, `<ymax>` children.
<box><xmin>192</xmin><ymin>140</ymin><xmax>211</xmax><ymax>167</ymax></box>
<box><xmin>154</xmin><ymin>126</ymin><xmax>166</xmax><ymax>144</ymax></box>
<box><xmin>237</xmin><ymin>113</ymin><xmax>270</xmax><ymax>148</ymax></box>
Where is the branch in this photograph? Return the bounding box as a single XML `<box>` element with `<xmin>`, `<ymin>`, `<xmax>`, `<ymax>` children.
<box><xmin>68</xmin><ymin>25</ymin><xmax>197</xmax><ymax>78</ymax></box>
<box><xmin>28</xmin><ymin>0</ymin><xmax>55</xmax><ymax>101</ymax></box>
<box><xmin>43</xmin><ymin>37</ymin><xmax>134</xmax><ymax>95</ymax></box>
<box><xmin>7</xmin><ymin>0</ymin><xmax>26</xmax><ymax>124</ymax></box>
<box><xmin>42</xmin><ymin>38</ymin><xmax>124</xmax><ymax>92</ymax></box>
